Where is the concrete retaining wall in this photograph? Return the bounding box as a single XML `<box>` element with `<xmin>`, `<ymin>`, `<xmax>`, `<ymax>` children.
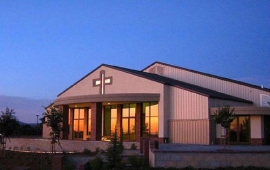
<box><xmin>5</xmin><ymin>138</ymin><xmax>139</xmax><ymax>153</ymax></box>
<box><xmin>149</xmin><ymin>143</ymin><xmax>270</xmax><ymax>168</ymax></box>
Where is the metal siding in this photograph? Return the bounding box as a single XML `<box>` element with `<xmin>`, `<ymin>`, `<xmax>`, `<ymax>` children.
<box><xmin>149</xmin><ymin>63</ymin><xmax>270</xmax><ymax>106</ymax></box>
<box><xmin>169</xmin><ymin>120</ymin><xmax>210</xmax><ymax>144</ymax></box>
<box><xmin>170</xmin><ymin>87</ymin><xmax>209</xmax><ymax>120</ymax></box>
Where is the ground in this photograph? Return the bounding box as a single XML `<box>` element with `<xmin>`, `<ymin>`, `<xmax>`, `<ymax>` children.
<box><xmin>0</xmin><ymin>150</ymin><xmax>51</xmax><ymax>170</ymax></box>
<box><xmin>1</xmin><ymin>149</ymin><xmax>270</xmax><ymax>170</ymax></box>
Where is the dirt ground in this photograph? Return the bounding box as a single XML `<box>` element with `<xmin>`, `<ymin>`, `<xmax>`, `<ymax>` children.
<box><xmin>0</xmin><ymin>150</ymin><xmax>51</xmax><ymax>170</ymax></box>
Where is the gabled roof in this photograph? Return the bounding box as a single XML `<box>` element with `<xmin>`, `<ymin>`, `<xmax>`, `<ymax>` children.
<box><xmin>57</xmin><ymin>63</ymin><xmax>252</xmax><ymax>104</ymax></box>
<box><xmin>144</xmin><ymin>61</ymin><xmax>270</xmax><ymax>92</ymax></box>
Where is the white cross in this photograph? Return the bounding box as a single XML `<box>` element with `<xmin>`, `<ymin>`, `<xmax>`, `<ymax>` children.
<box><xmin>93</xmin><ymin>71</ymin><xmax>112</xmax><ymax>94</ymax></box>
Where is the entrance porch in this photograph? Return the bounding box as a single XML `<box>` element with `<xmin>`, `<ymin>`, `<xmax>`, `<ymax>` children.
<box><xmin>56</xmin><ymin>101</ymin><xmax>160</xmax><ymax>143</ymax></box>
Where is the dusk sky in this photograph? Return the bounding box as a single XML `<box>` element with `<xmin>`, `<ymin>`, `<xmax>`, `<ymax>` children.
<box><xmin>1</xmin><ymin>1</ymin><xmax>270</xmax><ymax>100</ymax></box>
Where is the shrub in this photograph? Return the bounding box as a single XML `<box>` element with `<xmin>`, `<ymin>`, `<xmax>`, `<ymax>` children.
<box><xmin>95</xmin><ymin>147</ymin><xmax>100</xmax><ymax>154</ymax></box>
<box><xmin>128</xmin><ymin>155</ymin><xmax>149</xmax><ymax>169</ymax></box>
<box><xmin>130</xmin><ymin>143</ymin><xmax>137</xmax><ymax>150</ymax></box>
<box><xmin>83</xmin><ymin>148</ymin><xmax>91</xmax><ymax>155</ymax></box>
<box><xmin>105</xmin><ymin>131</ymin><xmax>124</xmax><ymax>169</ymax></box>
<box><xmin>89</xmin><ymin>156</ymin><xmax>103</xmax><ymax>170</ymax></box>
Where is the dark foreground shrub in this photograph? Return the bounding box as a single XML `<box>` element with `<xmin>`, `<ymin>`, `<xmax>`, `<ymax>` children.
<box><xmin>89</xmin><ymin>156</ymin><xmax>103</xmax><ymax>170</ymax></box>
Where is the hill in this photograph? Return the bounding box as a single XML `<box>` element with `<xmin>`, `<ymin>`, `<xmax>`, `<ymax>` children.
<box><xmin>0</xmin><ymin>95</ymin><xmax>52</xmax><ymax>124</ymax></box>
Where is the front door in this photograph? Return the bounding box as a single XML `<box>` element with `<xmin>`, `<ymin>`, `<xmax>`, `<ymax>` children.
<box><xmin>229</xmin><ymin>116</ymin><xmax>250</xmax><ymax>144</ymax></box>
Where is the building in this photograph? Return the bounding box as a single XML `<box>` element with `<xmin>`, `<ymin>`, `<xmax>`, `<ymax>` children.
<box><xmin>44</xmin><ymin>61</ymin><xmax>270</xmax><ymax>145</ymax></box>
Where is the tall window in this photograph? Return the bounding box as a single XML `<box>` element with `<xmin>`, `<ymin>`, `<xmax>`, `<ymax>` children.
<box><xmin>104</xmin><ymin>105</ymin><xmax>117</xmax><ymax>136</ymax></box>
<box><xmin>229</xmin><ymin>116</ymin><xmax>250</xmax><ymax>143</ymax></box>
<box><xmin>122</xmin><ymin>104</ymin><xmax>136</xmax><ymax>140</ymax></box>
<box><xmin>73</xmin><ymin>109</ymin><xmax>85</xmax><ymax>139</ymax></box>
<box><xmin>142</xmin><ymin>102</ymin><xmax>158</xmax><ymax>137</ymax></box>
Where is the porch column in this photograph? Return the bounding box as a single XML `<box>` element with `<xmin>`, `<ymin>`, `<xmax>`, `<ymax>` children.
<box><xmin>68</xmin><ymin>109</ymin><xmax>74</xmax><ymax>140</ymax></box>
<box><xmin>58</xmin><ymin>105</ymin><xmax>69</xmax><ymax>140</ymax></box>
<box><xmin>136</xmin><ymin>103</ymin><xmax>142</xmax><ymax>142</ymax></box>
<box><xmin>116</xmin><ymin>105</ymin><xmax>122</xmax><ymax>137</ymax></box>
<box><xmin>91</xmin><ymin>102</ymin><xmax>102</xmax><ymax>141</ymax></box>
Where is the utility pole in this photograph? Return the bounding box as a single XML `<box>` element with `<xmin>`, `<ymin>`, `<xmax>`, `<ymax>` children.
<box><xmin>36</xmin><ymin>115</ymin><xmax>39</xmax><ymax>127</ymax></box>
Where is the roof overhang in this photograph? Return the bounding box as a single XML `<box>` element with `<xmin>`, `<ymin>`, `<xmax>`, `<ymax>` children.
<box><xmin>54</xmin><ymin>93</ymin><xmax>160</xmax><ymax>106</ymax></box>
<box><xmin>210</xmin><ymin>106</ymin><xmax>270</xmax><ymax>116</ymax></box>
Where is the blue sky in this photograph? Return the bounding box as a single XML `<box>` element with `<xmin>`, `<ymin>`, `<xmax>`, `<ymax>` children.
<box><xmin>1</xmin><ymin>1</ymin><xmax>270</xmax><ymax>99</ymax></box>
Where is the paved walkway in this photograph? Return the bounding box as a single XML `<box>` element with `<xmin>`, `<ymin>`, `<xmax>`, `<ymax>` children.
<box><xmin>159</xmin><ymin>144</ymin><xmax>270</xmax><ymax>152</ymax></box>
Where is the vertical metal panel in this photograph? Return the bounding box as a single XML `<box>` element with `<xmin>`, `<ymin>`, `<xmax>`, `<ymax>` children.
<box><xmin>169</xmin><ymin>119</ymin><xmax>210</xmax><ymax>144</ymax></box>
<box><xmin>170</xmin><ymin>87</ymin><xmax>209</xmax><ymax>120</ymax></box>
<box><xmin>148</xmin><ymin>63</ymin><xmax>270</xmax><ymax>106</ymax></box>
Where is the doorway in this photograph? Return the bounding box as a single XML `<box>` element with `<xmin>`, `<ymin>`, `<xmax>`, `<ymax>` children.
<box><xmin>264</xmin><ymin>115</ymin><xmax>270</xmax><ymax>145</ymax></box>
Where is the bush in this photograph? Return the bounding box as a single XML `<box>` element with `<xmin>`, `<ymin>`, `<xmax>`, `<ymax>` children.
<box><xmin>89</xmin><ymin>156</ymin><xmax>103</xmax><ymax>170</ymax></box>
<box><xmin>130</xmin><ymin>143</ymin><xmax>137</xmax><ymax>150</ymax></box>
<box><xmin>105</xmin><ymin>131</ymin><xmax>124</xmax><ymax>169</ymax></box>
<box><xmin>83</xmin><ymin>148</ymin><xmax>91</xmax><ymax>155</ymax></box>
<box><xmin>128</xmin><ymin>155</ymin><xmax>149</xmax><ymax>169</ymax></box>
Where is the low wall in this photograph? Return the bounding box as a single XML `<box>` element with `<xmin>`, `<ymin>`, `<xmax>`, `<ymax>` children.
<box><xmin>149</xmin><ymin>142</ymin><xmax>270</xmax><ymax>168</ymax></box>
<box><xmin>5</xmin><ymin>138</ymin><xmax>139</xmax><ymax>153</ymax></box>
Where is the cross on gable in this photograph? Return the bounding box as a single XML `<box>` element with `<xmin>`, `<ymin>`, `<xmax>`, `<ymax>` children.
<box><xmin>93</xmin><ymin>70</ymin><xmax>113</xmax><ymax>94</ymax></box>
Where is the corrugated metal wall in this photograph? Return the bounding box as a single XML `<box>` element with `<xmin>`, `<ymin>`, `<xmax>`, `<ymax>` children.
<box><xmin>169</xmin><ymin>119</ymin><xmax>210</xmax><ymax>144</ymax></box>
<box><xmin>145</xmin><ymin>64</ymin><xmax>270</xmax><ymax>106</ymax></box>
<box><xmin>170</xmin><ymin>87</ymin><xmax>209</xmax><ymax>119</ymax></box>
<box><xmin>168</xmin><ymin>87</ymin><xmax>210</xmax><ymax>144</ymax></box>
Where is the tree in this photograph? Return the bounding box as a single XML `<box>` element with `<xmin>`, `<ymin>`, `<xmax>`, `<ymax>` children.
<box><xmin>43</xmin><ymin>105</ymin><xmax>63</xmax><ymax>153</ymax></box>
<box><xmin>0</xmin><ymin>107</ymin><xmax>19</xmax><ymax>156</ymax></box>
<box><xmin>105</xmin><ymin>128</ymin><xmax>124</xmax><ymax>169</ymax></box>
<box><xmin>213</xmin><ymin>105</ymin><xmax>235</xmax><ymax>147</ymax></box>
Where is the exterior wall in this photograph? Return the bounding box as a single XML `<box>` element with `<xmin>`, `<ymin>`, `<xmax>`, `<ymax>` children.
<box><xmin>168</xmin><ymin>87</ymin><xmax>210</xmax><ymax>144</ymax></box>
<box><xmin>58</xmin><ymin>66</ymin><xmax>163</xmax><ymax>98</ymax></box>
<box><xmin>170</xmin><ymin>87</ymin><xmax>209</xmax><ymax>120</ymax></box>
<box><xmin>42</xmin><ymin>123</ymin><xmax>50</xmax><ymax>139</ymax></box>
<box><xmin>56</xmin><ymin>66</ymin><xmax>167</xmax><ymax>140</ymax></box>
<box><xmin>250</xmin><ymin>115</ymin><xmax>264</xmax><ymax>145</ymax></box>
<box><xmin>6</xmin><ymin>138</ymin><xmax>139</xmax><ymax>153</ymax></box>
<box><xmin>209</xmin><ymin>98</ymin><xmax>252</xmax><ymax>108</ymax></box>
<box><xmin>169</xmin><ymin>120</ymin><xmax>210</xmax><ymax>144</ymax></box>
<box><xmin>150</xmin><ymin>150</ymin><xmax>270</xmax><ymax>168</ymax></box>
<box><xmin>144</xmin><ymin>63</ymin><xmax>270</xmax><ymax>106</ymax></box>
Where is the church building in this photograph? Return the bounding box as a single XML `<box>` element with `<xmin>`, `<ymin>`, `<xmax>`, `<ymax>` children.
<box><xmin>44</xmin><ymin>61</ymin><xmax>270</xmax><ymax>145</ymax></box>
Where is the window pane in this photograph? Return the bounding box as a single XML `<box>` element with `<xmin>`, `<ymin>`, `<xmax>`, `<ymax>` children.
<box><xmin>239</xmin><ymin>116</ymin><xmax>250</xmax><ymax>143</ymax></box>
<box><xmin>122</xmin><ymin>104</ymin><xmax>129</xmax><ymax>117</ymax></box>
<box><xmin>143</xmin><ymin>117</ymin><xmax>150</xmax><ymax>135</ymax></box>
<box><xmin>74</xmin><ymin>120</ymin><xmax>78</xmax><ymax>131</ymax></box>
<box><xmin>111</xmin><ymin>106</ymin><xmax>117</xmax><ymax>118</ymax></box>
<box><xmin>74</xmin><ymin>109</ymin><xmax>79</xmax><ymax>119</ymax></box>
<box><xmin>111</xmin><ymin>118</ymin><xmax>116</xmax><ymax>134</ymax></box>
<box><xmin>150</xmin><ymin>102</ymin><xmax>158</xmax><ymax>116</ymax></box>
<box><xmin>229</xmin><ymin>118</ymin><xmax>237</xmax><ymax>142</ymax></box>
<box><xmin>150</xmin><ymin>117</ymin><xmax>158</xmax><ymax>136</ymax></box>
<box><xmin>79</xmin><ymin>120</ymin><xmax>84</xmax><ymax>131</ymax></box>
<box><xmin>88</xmin><ymin>119</ymin><xmax>91</xmax><ymax>135</ymax></box>
<box><xmin>130</xmin><ymin>104</ymin><xmax>136</xmax><ymax>117</ymax></box>
<box><xmin>80</xmin><ymin>109</ymin><xmax>85</xmax><ymax>119</ymax></box>
<box><xmin>143</xmin><ymin>103</ymin><xmax>150</xmax><ymax>117</ymax></box>
<box><xmin>122</xmin><ymin>118</ymin><xmax>129</xmax><ymax>134</ymax></box>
